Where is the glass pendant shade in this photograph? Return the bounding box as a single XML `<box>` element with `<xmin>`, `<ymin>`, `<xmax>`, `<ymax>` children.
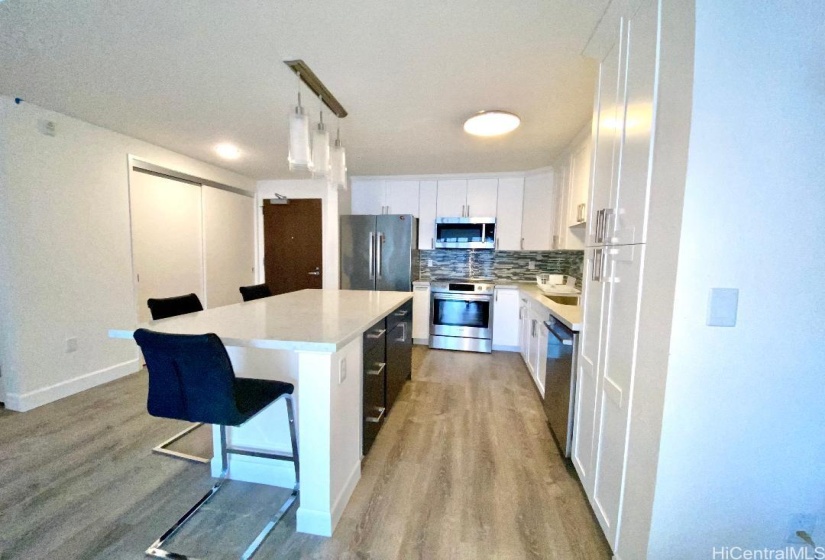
<box><xmin>288</xmin><ymin>105</ymin><xmax>311</xmax><ymax>171</ymax></box>
<box><xmin>310</xmin><ymin>122</ymin><xmax>330</xmax><ymax>178</ymax></box>
<box><xmin>330</xmin><ymin>138</ymin><xmax>347</xmax><ymax>190</ymax></box>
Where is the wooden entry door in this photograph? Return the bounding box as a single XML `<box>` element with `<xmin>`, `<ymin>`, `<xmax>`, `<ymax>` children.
<box><xmin>263</xmin><ymin>199</ymin><xmax>323</xmax><ymax>295</ymax></box>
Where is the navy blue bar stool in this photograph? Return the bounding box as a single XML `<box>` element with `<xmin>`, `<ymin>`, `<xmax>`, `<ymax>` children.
<box><xmin>145</xmin><ymin>293</ymin><xmax>208</xmax><ymax>462</ymax></box>
<box><xmin>239</xmin><ymin>283</ymin><xmax>273</xmax><ymax>302</ymax></box>
<box><xmin>147</xmin><ymin>293</ymin><xmax>204</xmax><ymax>320</ymax></box>
<box><xmin>134</xmin><ymin>328</ymin><xmax>299</xmax><ymax>560</ymax></box>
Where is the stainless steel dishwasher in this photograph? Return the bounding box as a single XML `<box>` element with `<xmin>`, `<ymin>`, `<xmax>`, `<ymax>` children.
<box><xmin>542</xmin><ymin>316</ymin><xmax>578</xmax><ymax>457</ymax></box>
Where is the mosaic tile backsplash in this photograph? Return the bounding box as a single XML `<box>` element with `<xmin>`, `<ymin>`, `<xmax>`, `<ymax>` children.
<box><xmin>417</xmin><ymin>249</ymin><xmax>584</xmax><ymax>283</ymax></box>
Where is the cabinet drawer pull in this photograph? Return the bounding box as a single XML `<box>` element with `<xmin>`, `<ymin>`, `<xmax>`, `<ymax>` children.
<box><xmin>367</xmin><ymin>362</ymin><xmax>386</xmax><ymax>376</ymax></box>
<box><xmin>366</xmin><ymin>328</ymin><xmax>386</xmax><ymax>339</ymax></box>
<box><xmin>395</xmin><ymin>322</ymin><xmax>407</xmax><ymax>342</ymax></box>
<box><xmin>393</xmin><ymin>309</ymin><xmax>409</xmax><ymax>316</ymax></box>
<box><xmin>366</xmin><ymin>406</ymin><xmax>386</xmax><ymax>423</ymax></box>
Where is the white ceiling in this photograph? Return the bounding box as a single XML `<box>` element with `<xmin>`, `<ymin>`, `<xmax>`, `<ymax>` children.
<box><xmin>0</xmin><ymin>0</ymin><xmax>605</xmax><ymax>180</ymax></box>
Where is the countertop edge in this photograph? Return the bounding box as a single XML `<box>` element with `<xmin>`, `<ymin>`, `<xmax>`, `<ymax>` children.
<box><xmin>109</xmin><ymin>293</ymin><xmax>413</xmax><ymax>353</ymax></box>
<box><xmin>517</xmin><ymin>286</ymin><xmax>582</xmax><ymax>332</ymax></box>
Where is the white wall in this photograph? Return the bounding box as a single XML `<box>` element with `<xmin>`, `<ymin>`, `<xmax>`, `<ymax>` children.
<box><xmin>646</xmin><ymin>1</ymin><xmax>825</xmax><ymax>556</ymax></box>
<box><xmin>256</xmin><ymin>179</ymin><xmax>340</xmax><ymax>291</ymax></box>
<box><xmin>0</xmin><ymin>97</ymin><xmax>255</xmax><ymax>411</ymax></box>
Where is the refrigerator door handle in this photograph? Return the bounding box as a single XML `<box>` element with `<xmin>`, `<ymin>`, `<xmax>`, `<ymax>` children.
<box><xmin>376</xmin><ymin>232</ymin><xmax>384</xmax><ymax>279</ymax></box>
<box><xmin>368</xmin><ymin>231</ymin><xmax>375</xmax><ymax>280</ymax></box>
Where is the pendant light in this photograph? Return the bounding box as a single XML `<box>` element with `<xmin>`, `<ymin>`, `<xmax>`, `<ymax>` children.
<box><xmin>310</xmin><ymin>96</ymin><xmax>330</xmax><ymax>178</ymax></box>
<box><xmin>287</xmin><ymin>74</ymin><xmax>311</xmax><ymax>171</ymax></box>
<box><xmin>329</xmin><ymin>117</ymin><xmax>347</xmax><ymax>190</ymax></box>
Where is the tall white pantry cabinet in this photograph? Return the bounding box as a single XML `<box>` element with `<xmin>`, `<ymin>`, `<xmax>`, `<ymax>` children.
<box><xmin>573</xmin><ymin>0</ymin><xmax>658</xmax><ymax>552</ymax></box>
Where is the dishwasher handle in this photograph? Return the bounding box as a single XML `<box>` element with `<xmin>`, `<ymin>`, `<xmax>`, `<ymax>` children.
<box><xmin>544</xmin><ymin>321</ymin><xmax>573</xmax><ymax>346</ymax></box>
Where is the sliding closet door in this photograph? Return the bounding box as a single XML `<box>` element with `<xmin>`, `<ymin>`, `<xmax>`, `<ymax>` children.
<box><xmin>130</xmin><ymin>170</ymin><xmax>204</xmax><ymax>323</ymax></box>
<box><xmin>202</xmin><ymin>186</ymin><xmax>255</xmax><ymax>308</ymax></box>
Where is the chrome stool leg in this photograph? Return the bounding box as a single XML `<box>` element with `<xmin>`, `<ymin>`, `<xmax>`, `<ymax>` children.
<box><xmin>152</xmin><ymin>422</ymin><xmax>210</xmax><ymax>464</ymax></box>
<box><xmin>240</xmin><ymin>394</ymin><xmax>301</xmax><ymax>560</ymax></box>
<box><xmin>145</xmin><ymin>395</ymin><xmax>300</xmax><ymax>560</ymax></box>
<box><xmin>146</xmin><ymin>426</ymin><xmax>230</xmax><ymax>559</ymax></box>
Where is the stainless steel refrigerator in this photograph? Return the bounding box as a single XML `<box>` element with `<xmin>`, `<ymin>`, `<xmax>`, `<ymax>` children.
<box><xmin>340</xmin><ymin>215</ymin><xmax>417</xmax><ymax>291</ymax></box>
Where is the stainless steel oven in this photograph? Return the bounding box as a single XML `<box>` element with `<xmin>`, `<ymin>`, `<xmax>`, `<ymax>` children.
<box><xmin>429</xmin><ymin>282</ymin><xmax>494</xmax><ymax>353</ymax></box>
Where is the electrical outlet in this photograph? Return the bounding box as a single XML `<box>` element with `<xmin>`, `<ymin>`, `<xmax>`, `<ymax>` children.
<box><xmin>787</xmin><ymin>514</ymin><xmax>817</xmax><ymax>544</ymax></box>
<box><xmin>339</xmin><ymin>358</ymin><xmax>347</xmax><ymax>384</ymax></box>
<box><xmin>66</xmin><ymin>337</ymin><xmax>78</xmax><ymax>353</ymax></box>
<box><xmin>528</xmin><ymin>260</ymin><xmax>535</xmax><ymax>270</ymax></box>
<box><xmin>427</xmin><ymin>259</ymin><xmax>433</xmax><ymax>267</ymax></box>
<box><xmin>38</xmin><ymin>119</ymin><xmax>56</xmax><ymax>136</ymax></box>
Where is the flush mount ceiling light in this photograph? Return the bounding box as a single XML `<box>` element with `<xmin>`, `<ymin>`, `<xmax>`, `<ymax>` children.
<box><xmin>214</xmin><ymin>143</ymin><xmax>241</xmax><ymax>159</ymax></box>
<box><xmin>463</xmin><ymin>110</ymin><xmax>521</xmax><ymax>137</ymax></box>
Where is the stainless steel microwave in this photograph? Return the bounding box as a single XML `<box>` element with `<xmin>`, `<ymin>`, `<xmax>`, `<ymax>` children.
<box><xmin>434</xmin><ymin>217</ymin><xmax>496</xmax><ymax>249</ymax></box>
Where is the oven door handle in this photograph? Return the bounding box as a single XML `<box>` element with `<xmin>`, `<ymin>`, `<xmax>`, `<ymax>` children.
<box><xmin>431</xmin><ymin>293</ymin><xmax>492</xmax><ymax>302</ymax></box>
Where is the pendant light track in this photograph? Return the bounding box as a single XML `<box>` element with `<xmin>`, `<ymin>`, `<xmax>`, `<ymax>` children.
<box><xmin>284</xmin><ymin>60</ymin><xmax>347</xmax><ymax>118</ymax></box>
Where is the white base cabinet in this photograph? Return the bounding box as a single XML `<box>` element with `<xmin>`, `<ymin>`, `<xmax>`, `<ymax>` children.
<box><xmin>492</xmin><ymin>287</ymin><xmax>520</xmax><ymax>349</ymax></box>
<box><xmin>412</xmin><ymin>283</ymin><xmax>431</xmax><ymax>343</ymax></box>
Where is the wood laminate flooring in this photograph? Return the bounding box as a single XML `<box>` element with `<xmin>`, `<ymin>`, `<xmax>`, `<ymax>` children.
<box><xmin>0</xmin><ymin>348</ymin><xmax>610</xmax><ymax>559</ymax></box>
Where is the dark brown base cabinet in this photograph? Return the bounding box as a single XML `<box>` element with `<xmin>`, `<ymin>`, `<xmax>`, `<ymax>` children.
<box><xmin>362</xmin><ymin>301</ymin><xmax>412</xmax><ymax>455</ymax></box>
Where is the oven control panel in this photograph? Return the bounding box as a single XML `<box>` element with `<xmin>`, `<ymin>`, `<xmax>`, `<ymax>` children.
<box><xmin>430</xmin><ymin>282</ymin><xmax>495</xmax><ymax>294</ymax></box>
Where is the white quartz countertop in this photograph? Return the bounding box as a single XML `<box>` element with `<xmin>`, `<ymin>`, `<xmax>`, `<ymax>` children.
<box><xmin>109</xmin><ymin>289</ymin><xmax>412</xmax><ymax>352</ymax></box>
<box><xmin>513</xmin><ymin>284</ymin><xmax>582</xmax><ymax>332</ymax></box>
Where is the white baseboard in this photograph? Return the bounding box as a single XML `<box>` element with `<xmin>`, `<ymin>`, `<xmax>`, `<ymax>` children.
<box><xmin>296</xmin><ymin>506</ymin><xmax>333</xmax><ymax>537</ymax></box>
<box><xmin>330</xmin><ymin>459</ymin><xmax>361</xmax><ymax>530</ymax></box>
<box><xmin>492</xmin><ymin>344</ymin><xmax>520</xmax><ymax>352</ymax></box>
<box><xmin>4</xmin><ymin>359</ymin><xmax>140</xmax><ymax>412</ymax></box>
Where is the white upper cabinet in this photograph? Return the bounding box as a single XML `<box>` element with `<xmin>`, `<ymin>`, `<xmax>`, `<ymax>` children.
<box><xmin>383</xmin><ymin>180</ymin><xmax>420</xmax><ymax>215</ymax></box>
<box><xmin>351</xmin><ymin>172</ymin><xmax>560</xmax><ymax>251</ymax></box>
<box><xmin>552</xmin><ymin>125</ymin><xmax>590</xmax><ymax>250</ymax></box>
<box><xmin>568</xmin><ymin>139</ymin><xmax>592</xmax><ymax>228</ymax></box>
<box><xmin>521</xmin><ymin>171</ymin><xmax>555</xmax><ymax>250</ymax></box>
<box><xmin>418</xmin><ymin>180</ymin><xmax>438</xmax><ymax>250</ymax></box>
<box><xmin>437</xmin><ymin>178</ymin><xmax>498</xmax><ymax>218</ymax></box>
<box><xmin>350</xmin><ymin>180</ymin><xmax>385</xmax><ymax>215</ymax></box>
<box><xmin>350</xmin><ymin>179</ymin><xmax>420</xmax><ymax>215</ymax></box>
<box><xmin>608</xmin><ymin>0</ymin><xmax>657</xmax><ymax>246</ymax></box>
<box><xmin>588</xmin><ymin>0</ymin><xmax>657</xmax><ymax>247</ymax></box>
<box><xmin>496</xmin><ymin>177</ymin><xmax>524</xmax><ymax>251</ymax></box>
<box><xmin>436</xmin><ymin>179</ymin><xmax>468</xmax><ymax>217</ymax></box>
<box><xmin>588</xmin><ymin>33</ymin><xmax>623</xmax><ymax>246</ymax></box>
<box><xmin>466</xmin><ymin>178</ymin><xmax>498</xmax><ymax>217</ymax></box>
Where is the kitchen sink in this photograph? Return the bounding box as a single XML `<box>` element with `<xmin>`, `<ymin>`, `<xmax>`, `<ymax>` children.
<box><xmin>544</xmin><ymin>295</ymin><xmax>580</xmax><ymax>306</ymax></box>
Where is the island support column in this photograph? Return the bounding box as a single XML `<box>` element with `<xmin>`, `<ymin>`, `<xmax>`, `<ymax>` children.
<box><xmin>294</xmin><ymin>337</ymin><xmax>363</xmax><ymax>536</ymax></box>
<box><xmin>212</xmin><ymin>337</ymin><xmax>363</xmax><ymax>537</ymax></box>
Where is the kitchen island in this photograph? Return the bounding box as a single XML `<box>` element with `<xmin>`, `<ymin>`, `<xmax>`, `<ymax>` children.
<box><xmin>109</xmin><ymin>289</ymin><xmax>412</xmax><ymax>537</ymax></box>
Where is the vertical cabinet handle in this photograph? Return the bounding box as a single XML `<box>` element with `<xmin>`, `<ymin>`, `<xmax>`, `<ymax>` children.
<box><xmin>368</xmin><ymin>232</ymin><xmax>375</xmax><ymax>280</ymax></box>
<box><xmin>602</xmin><ymin>208</ymin><xmax>614</xmax><ymax>242</ymax></box>
<box><xmin>520</xmin><ymin>238</ymin><xmax>525</xmax><ymax>250</ymax></box>
<box><xmin>495</xmin><ymin>238</ymin><xmax>499</xmax><ymax>250</ymax></box>
<box><xmin>376</xmin><ymin>233</ymin><xmax>384</xmax><ymax>278</ymax></box>
<box><xmin>431</xmin><ymin>237</ymin><xmax>435</xmax><ymax>249</ymax></box>
<box><xmin>466</xmin><ymin>204</ymin><xmax>470</xmax><ymax>216</ymax></box>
